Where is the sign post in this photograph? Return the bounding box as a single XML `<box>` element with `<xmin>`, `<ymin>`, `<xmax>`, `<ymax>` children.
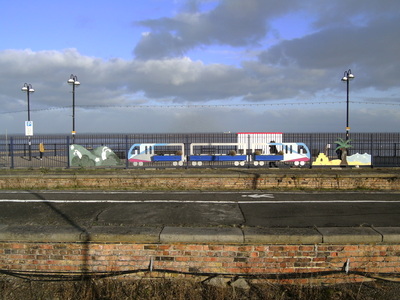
<box><xmin>25</xmin><ymin>121</ymin><xmax>33</xmax><ymax>136</ymax></box>
<box><xmin>25</xmin><ymin>121</ymin><xmax>33</xmax><ymax>161</ymax></box>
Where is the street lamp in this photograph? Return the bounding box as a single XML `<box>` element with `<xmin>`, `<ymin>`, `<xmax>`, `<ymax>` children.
<box><xmin>68</xmin><ymin>74</ymin><xmax>80</xmax><ymax>139</ymax></box>
<box><xmin>21</xmin><ymin>83</ymin><xmax>34</xmax><ymax>161</ymax></box>
<box><xmin>341</xmin><ymin>69</ymin><xmax>355</xmax><ymax>140</ymax></box>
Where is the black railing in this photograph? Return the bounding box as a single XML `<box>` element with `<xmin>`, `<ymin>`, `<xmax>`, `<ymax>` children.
<box><xmin>0</xmin><ymin>132</ymin><xmax>399</xmax><ymax>168</ymax></box>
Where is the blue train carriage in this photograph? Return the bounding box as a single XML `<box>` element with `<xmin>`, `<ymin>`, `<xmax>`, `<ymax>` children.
<box><xmin>189</xmin><ymin>143</ymin><xmax>248</xmax><ymax>166</ymax></box>
<box><xmin>127</xmin><ymin>143</ymin><xmax>185</xmax><ymax>167</ymax></box>
<box><xmin>251</xmin><ymin>142</ymin><xmax>311</xmax><ymax>166</ymax></box>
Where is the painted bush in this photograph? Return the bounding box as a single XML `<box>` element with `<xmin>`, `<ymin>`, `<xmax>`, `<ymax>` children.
<box><xmin>69</xmin><ymin>144</ymin><xmax>121</xmax><ymax>167</ymax></box>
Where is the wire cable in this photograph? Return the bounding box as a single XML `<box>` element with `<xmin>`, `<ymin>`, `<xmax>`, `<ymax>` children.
<box><xmin>0</xmin><ymin>100</ymin><xmax>398</xmax><ymax>115</ymax></box>
<box><xmin>2</xmin><ymin>268</ymin><xmax>400</xmax><ymax>283</ymax></box>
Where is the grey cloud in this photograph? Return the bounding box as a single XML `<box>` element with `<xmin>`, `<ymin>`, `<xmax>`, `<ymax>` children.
<box><xmin>0</xmin><ymin>49</ymin><xmax>256</xmax><ymax>107</ymax></box>
<box><xmin>0</xmin><ymin>48</ymin><xmax>398</xmax><ymax>134</ymax></box>
<box><xmin>306</xmin><ymin>1</ymin><xmax>400</xmax><ymax>29</ymax></box>
<box><xmin>259</xmin><ymin>15</ymin><xmax>400</xmax><ymax>91</ymax></box>
<box><xmin>130</xmin><ymin>58</ymin><xmax>257</xmax><ymax>101</ymax></box>
<box><xmin>134</xmin><ymin>0</ymin><xmax>298</xmax><ymax>59</ymax></box>
<box><xmin>3</xmin><ymin>1</ymin><xmax>400</xmax><ymax>135</ymax></box>
<box><xmin>0</xmin><ymin>49</ymin><xmax>133</xmax><ymax>110</ymax></box>
<box><xmin>15</xmin><ymin>104</ymin><xmax>400</xmax><ymax>134</ymax></box>
<box><xmin>2</xmin><ymin>0</ymin><xmax>400</xmax><ymax>134</ymax></box>
<box><xmin>133</xmin><ymin>32</ymin><xmax>190</xmax><ymax>60</ymax></box>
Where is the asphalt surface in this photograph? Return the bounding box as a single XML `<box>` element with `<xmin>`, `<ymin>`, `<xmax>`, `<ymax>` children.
<box><xmin>1</xmin><ymin>190</ymin><xmax>400</xmax><ymax>228</ymax></box>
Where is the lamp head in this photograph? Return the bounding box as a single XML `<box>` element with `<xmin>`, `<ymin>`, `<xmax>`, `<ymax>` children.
<box><xmin>68</xmin><ymin>74</ymin><xmax>80</xmax><ymax>85</ymax></box>
<box><xmin>21</xmin><ymin>83</ymin><xmax>34</xmax><ymax>92</ymax></box>
<box><xmin>342</xmin><ymin>69</ymin><xmax>355</xmax><ymax>81</ymax></box>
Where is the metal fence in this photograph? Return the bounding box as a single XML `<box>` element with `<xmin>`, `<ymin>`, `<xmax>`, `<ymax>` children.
<box><xmin>0</xmin><ymin>132</ymin><xmax>399</xmax><ymax>169</ymax></box>
<box><xmin>284</xmin><ymin>132</ymin><xmax>400</xmax><ymax>167</ymax></box>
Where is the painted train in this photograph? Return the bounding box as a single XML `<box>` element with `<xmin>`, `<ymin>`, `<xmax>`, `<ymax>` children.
<box><xmin>128</xmin><ymin>142</ymin><xmax>310</xmax><ymax>167</ymax></box>
<box><xmin>127</xmin><ymin>133</ymin><xmax>310</xmax><ymax>167</ymax></box>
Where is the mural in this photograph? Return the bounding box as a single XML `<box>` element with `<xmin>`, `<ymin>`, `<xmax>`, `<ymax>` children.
<box><xmin>312</xmin><ymin>152</ymin><xmax>371</xmax><ymax>166</ymax></box>
<box><xmin>312</xmin><ymin>139</ymin><xmax>371</xmax><ymax>166</ymax></box>
<box><xmin>69</xmin><ymin>144</ymin><xmax>121</xmax><ymax>167</ymax></box>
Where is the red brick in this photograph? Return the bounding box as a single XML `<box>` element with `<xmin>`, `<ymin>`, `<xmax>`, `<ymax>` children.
<box><xmin>2</xmin><ymin>241</ymin><xmax>400</xmax><ymax>285</ymax></box>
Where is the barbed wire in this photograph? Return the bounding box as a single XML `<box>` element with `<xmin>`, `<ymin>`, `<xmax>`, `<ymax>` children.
<box><xmin>0</xmin><ymin>100</ymin><xmax>399</xmax><ymax>115</ymax></box>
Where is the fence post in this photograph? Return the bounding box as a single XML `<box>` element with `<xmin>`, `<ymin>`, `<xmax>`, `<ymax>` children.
<box><xmin>185</xmin><ymin>134</ymin><xmax>189</xmax><ymax>169</ymax></box>
<box><xmin>370</xmin><ymin>134</ymin><xmax>374</xmax><ymax>167</ymax></box>
<box><xmin>309</xmin><ymin>134</ymin><xmax>313</xmax><ymax>168</ymax></box>
<box><xmin>247</xmin><ymin>134</ymin><xmax>251</xmax><ymax>169</ymax></box>
<box><xmin>10</xmin><ymin>137</ymin><xmax>14</xmax><ymax>169</ymax></box>
<box><xmin>66</xmin><ymin>136</ymin><xmax>70</xmax><ymax>169</ymax></box>
<box><xmin>125</xmin><ymin>135</ymin><xmax>129</xmax><ymax>169</ymax></box>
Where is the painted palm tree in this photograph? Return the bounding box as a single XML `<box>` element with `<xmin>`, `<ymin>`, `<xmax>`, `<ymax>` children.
<box><xmin>334</xmin><ymin>138</ymin><xmax>353</xmax><ymax>165</ymax></box>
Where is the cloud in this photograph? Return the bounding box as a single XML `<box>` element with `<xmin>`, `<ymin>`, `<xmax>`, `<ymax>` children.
<box><xmin>1</xmin><ymin>1</ymin><xmax>400</xmax><ymax>134</ymax></box>
<box><xmin>259</xmin><ymin>15</ymin><xmax>400</xmax><ymax>91</ymax></box>
<box><xmin>131</xmin><ymin>57</ymin><xmax>258</xmax><ymax>101</ymax></box>
<box><xmin>3</xmin><ymin>1</ymin><xmax>400</xmax><ymax>108</ymax></box>
<box><xmin>14</xmin><ymin>103</ymin><xmax>399</xmax><ymax>135</ymax></box>
<box><xmin>0</xmin><ymin>49</ymin><xmax>260</xmax><ymax>105</ymax></box>
<box><xmin>306</xmin><ymin>0</ymin><xmax>400</xmax><ymax>29</ymax></box>
<box><xmin>0</xmin><ymin>49</ymin><xmax>134</xmax><ymax>108</ymax></box>
<box><xmin>134</xmin><ymin>0</ymin><xmax>297</xmax><ymax>59</ymax></box>
<box><xmin>133</xmin><ymin>1</ymin><xmax>400</xmax><ymax>61</ymax></box>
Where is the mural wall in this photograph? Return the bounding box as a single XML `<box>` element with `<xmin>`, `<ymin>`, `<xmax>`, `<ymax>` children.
<box><xmin>312</xmin><ymin>139</ymin><xmax>371</xmax><ymax>166</ymax></box>
<box><xmin>68</xmin><ymin>140</ymin><xmax>372</xmax><ymax>168</ymax></box>
<box><xmin>312</xmin><ymin>152</ymin><xmax>372</xmax><ymax>166</ymax></box>
<box><xmin>69</xmin><ymin>144</ymin><xmax>121</xmax><ymax>167</ymax></box>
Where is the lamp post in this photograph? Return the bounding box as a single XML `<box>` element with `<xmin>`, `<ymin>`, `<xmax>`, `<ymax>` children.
<box><xmin>21</xmin><ymin>83</ymin><xmax>34</xmax><ymax>161</ymax></box>
<box><xmin>68</xmin><ymin>74</ymin><xmax>80</xmax><ymax>141</ymax></box>
<box><xmin>341</xmin><ymin>69</ymin><xmax>355</xmax><ymax>140</ymax></box>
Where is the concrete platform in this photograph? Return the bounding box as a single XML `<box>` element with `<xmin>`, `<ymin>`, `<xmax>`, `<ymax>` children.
<box><xmin>1</xmin><ymin>224</ymin><xmax>399</xmax><ymax>244</ymax></box>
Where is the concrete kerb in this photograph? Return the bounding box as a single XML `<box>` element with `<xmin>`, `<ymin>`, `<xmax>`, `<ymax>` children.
<box><xmin>160</xmin><ymin>226</ymin><xmax>244</xmax><ymax>243</ymax></box>
<box><xmin>0</xmin><ymin>225</ymin><xmax>83</xmax><ymax>242</ymax></box>
<box><xmin>373</xmin><ymin>227</ymin><xmax>400</xmax><ymax>243</ymax></box>
<box><xmin>316</xmin><ymin>227</ymin><xmax>383</xmax><ymax>243</ymax></box>
<box><xmin>85</xmin><ymin>226</ymin><xmax>162</xmax><ymax>243</ymax></box>
<box><xmin>243</xmin><ymin>227</ymin><xmax>322</xmax><ymax>244</ymax></box>
<box><xmin>1</xmin><ymin>225</ymin><xmax>400</xmax><ymax>244</ymax></box>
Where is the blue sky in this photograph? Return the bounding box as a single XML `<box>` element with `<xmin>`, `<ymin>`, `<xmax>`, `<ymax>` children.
<box><xmin>0</xmin><ymin>0</ymin><xmax>399</xmax><ymax>134</ymax></box>
<box><xmin>1</xmin><ymin>0</ymin><xmax>153</xmax><ymax>60</ymax></box>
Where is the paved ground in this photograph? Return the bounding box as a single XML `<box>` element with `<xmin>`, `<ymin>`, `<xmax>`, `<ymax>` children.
<box><xmin>0</xmin><ymin>190</ymin><xmax>400</xmax><ymax>227</ymax></box>
<box><xmin>1</xmin><ymin>190</ymin><xmax>400</xmax><ymax>243</ymax></box>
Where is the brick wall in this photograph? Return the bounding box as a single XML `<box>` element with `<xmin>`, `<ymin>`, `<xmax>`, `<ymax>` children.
<box><xmin>1</xmin><ymin>241</ymin><xmax>399</xmax><ymax>284</ymax></box>
<box><xmin>0</xmin><ymin>172</ymin><xmax>399</xmax><ymax>190</ymax></box>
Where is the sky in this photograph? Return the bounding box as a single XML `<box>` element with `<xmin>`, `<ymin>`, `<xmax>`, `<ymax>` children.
<box><xmin>1</xmin><ymin>0</ymin><xmax>400</xmax><ymax>135</ymax></box>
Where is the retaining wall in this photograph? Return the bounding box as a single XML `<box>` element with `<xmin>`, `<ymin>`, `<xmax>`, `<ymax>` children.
<box><xmin>0</xmin><ymin>171</ymin><xmax>399</xmax><ymax>190</ymax></box>
<box><xmin>1</xmin><ymin>226</ymin><xmax>400</xmax><ymax>285</ymax></box>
